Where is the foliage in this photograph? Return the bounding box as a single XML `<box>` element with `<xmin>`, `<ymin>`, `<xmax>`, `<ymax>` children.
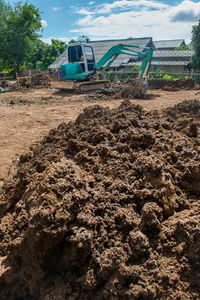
<box><xmin>68</xmin><ymin>39</ymin><xmax>77</xmax><ymax>44</ymax></box>
<box><xmin>133</xmin><ymin>65</ymin><xmax>141</xmax><ymax>72</ymax></box>
<box><xmin>0</xmin><ymin>0</ymin><xmax>68</xmax><ymax>73</ymax></box>
<box><xmin>0</xmin><ymin>0</ymin><xmax>42</xmax><ymax>73</ymax></box>
<box><xmin>191</xmin><ymin>20</ymin><xmax>200</xmax><ymax>69</ymax></box>
<box><xmin>150</xmin><ymin>70</ymin><xmax>190</xmax><ymax>80</ymax></box>
<box><xmin>175</xmin><ymin>44</ymin><xmax>190</xmax><ymax>51</ymax></box>
<box><xmin>28</xmin><ymin>39</ymin><xmax>67</xmax><ymax>70</ymax></box>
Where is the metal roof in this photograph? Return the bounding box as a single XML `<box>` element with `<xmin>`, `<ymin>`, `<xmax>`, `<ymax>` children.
<box><xmin>154</xmin><ymin>39</ymin><xmax>185</xmax><ymax>49</ymax></box>
<box><xmin>48</xmin><ymin>51</ymin><xmax>68</xmax><ymax>69</ymax></box>
<box><xmin>125</xmin><ymin>50</ymin><xmax>194</xmax><ymax>67</ymax></box>
<box><xmin>48</xmin><ymin>37</ymin><xmax>154</xmax><ymax>69</ymax></box>
<box><xmin>153</xmin><ymin>50</ymin><xmax>194</xmax><ymax>58</ymax></box>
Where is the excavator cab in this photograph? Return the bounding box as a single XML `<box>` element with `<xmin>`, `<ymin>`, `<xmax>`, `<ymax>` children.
<box><xmin>59</xmin><ymin>43</ymin><xmax>95</xmax><ymax>80</ymax></box>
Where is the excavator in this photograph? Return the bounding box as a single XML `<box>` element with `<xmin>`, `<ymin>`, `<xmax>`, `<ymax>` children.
<box><xmin>51</xmin><ymin>42</ymin><xmax>153</xmax><ymax>92</ymax></box>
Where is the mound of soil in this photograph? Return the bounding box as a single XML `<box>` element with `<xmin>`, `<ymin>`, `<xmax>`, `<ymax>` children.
<box><xmin>120</xmin><ymin>79</ymin><xmax>146</xmax><ymax>99</ymax></box>
<box><xmin>149</xmin><ymin>78</ymin><xmax>195</xmax><ymax>90</ymax></box>
<box><xmin>0</xmin><ymin>80</ymin><xmax>18</xmax><ymax>91</ymax></box>
<box><xmin>100</xmin><ymin>79</ymin><xmax>146</xmax><ymax>99</ymax></box>
<box><xmin>18</xmin><ymin>70</ymin><xmax>51</xmax><ymax>88</ymax></box>
<box><xmin>0</xmin><ymin>100</ymin><xmax>200</xmax><ymax>299</ymax></box>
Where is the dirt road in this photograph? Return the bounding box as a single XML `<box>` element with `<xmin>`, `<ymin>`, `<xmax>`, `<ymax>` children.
<box><xmin>0</xmin><ymin>88</ymin><xmax>199</xmax><ymax>183</ymax></box>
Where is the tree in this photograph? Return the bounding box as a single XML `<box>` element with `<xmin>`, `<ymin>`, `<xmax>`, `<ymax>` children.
<box><xmin>0</xmin><ymin>1</ymin><xmax>42</xmax><ymax>73</ymax></box>
<box><xmin>191</xmin><ymin>20</ymin><xmax>200</xmax><ymax>69</ymax></box>
<box><xmin>175</xmin><ymin>44</ymin><xmax>190</xmax><ymax>51</ymax></box>
<box><xmin>68</xmin><ymin>39</ymin><xmax>77</xmax><ymax>44</ymax></box>
<box><xmin>28</xmin><ymin>39</ymin><xmax>67</xmax><ymax>70</ymax></box>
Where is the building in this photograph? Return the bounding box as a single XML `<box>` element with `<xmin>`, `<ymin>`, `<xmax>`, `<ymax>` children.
<box><xmin>48</xmin><ymin>38</ymin><xmax>194</xmax><ymax>74</ymax></box>
<box><xmin>48</xmin><ymin>37</ymin><xmax>154</xmax><ymax>70</ymax></box>
<box><xmin>153</xmin><ymin>39</ymin><xmax>186</xmax><ymax>50</ymax></box>
<box><xmin>125</xmin><ymin>50</ymin><xmax>194</xmax><ymax>73</ymax></box>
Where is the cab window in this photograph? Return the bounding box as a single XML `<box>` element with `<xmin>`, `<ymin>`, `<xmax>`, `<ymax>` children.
<box><xmin>84</xmin><ymin>46</ymin><xmax>94</xmax><ymax>61</ymax></box>
<box><xmin>68</xmin><ymin>45</ymin><xmax>83</xmax><ymax>62</ymax></box>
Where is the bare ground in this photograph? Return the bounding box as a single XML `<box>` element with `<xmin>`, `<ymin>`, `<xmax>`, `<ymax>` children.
<box><xmin>0</xmin><ymin>88</ymin><xmax>199</xmax><ymax>184</ymax></box>
<box><xmin>0</xmin><ymin>96</ymin><xmax>199</xmax><ymax>299</ymax></box>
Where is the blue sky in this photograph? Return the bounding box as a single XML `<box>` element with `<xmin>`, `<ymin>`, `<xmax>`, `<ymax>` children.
<box><xmin>5</xmin><ymin>0</ymin><xmax>200</xmax><ymax>43</ymax></box>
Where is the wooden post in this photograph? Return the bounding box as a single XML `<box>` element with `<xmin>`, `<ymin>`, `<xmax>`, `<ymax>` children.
<box><xmin>16</xmin><ymin>72</ymin><xmax>20</xmax><ymax>87</ymax></box>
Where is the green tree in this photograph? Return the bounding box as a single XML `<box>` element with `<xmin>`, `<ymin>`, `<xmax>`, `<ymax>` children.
<box><xmin>0</xmin><ymin>0</ymin><xmax>42</xmax><ymax>73</ymax></box>
<box><xmin>28</xmin><ymin>39</ymin><xmax>67</xmax><ymax>70</ymax></box>
<box><xmin>175</xmin><ymin>44</ymin><xmax>190</xmax><ymax>51</ymax></box>
<box><xmin>68</xmin><ymin>39</ymin><xmax>77</xmax><ymax>44</ymax></box>
<box><xmin>191</xmin><ymin>20</ymin><xmax>200</xmax><ymax>69</ymax></box>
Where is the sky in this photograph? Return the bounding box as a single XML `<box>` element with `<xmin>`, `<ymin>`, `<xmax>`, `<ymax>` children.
<box><xmin>5</xmin><ymin>0</ymin><xmax>200</xmax><ymax>44</ymax></box>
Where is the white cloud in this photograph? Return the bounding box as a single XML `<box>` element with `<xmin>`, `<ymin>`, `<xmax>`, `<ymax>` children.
<box><xmin>170</xmin><ymin>0</ymin><xmax>200</xmax><ymax>22</ymax></box>
<box><xmin>52</xmin><ymin>7</ymin><xmax>63</xmax><ymax>12</ymax></box>
<box><xmin>96</xmin><ymin>0</ymin><xmax>169</xmax><ymax>14</ymax></box>
<box><xmin>71</xmin><ymin>0</ymin><xmax>200</xmax><ymax>42</ymax></box>
<box><xmin>75</xmin><ymin>8</ymin><xmax>95</xmax><ymax>15</ymax></box>
<box><xmin>89</xmin><ymin>1</ymin><xmax>95</xmax><ymax>5</ymax></box>
<box><xmin>41</xmin><ymin>19</ymin><xmax>48</xmax><ymax>28</ymax></box>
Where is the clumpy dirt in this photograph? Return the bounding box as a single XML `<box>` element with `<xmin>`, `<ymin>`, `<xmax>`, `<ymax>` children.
<box><xmin>18</xmin><ymin>70</ymin><xmax>54</xmax><ymax>88</ymax></box>
<box><xmin>148</xmin><ymin>78</ymin><xmax>195</xmax><ymax>90</ymax></box>
<box><xmin>0</xmin><ymin>99</ymin><xmax>200</xmax><ymax>299</ymax></box>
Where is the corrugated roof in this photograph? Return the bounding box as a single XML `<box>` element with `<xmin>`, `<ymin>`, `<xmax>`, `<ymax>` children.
<box><xmin>125</xmin><ymin>50</ymin><xmax>193</xmax><ymax>67</ymax></box>
<box><xmin>151</xmin><ymin>61</ymin><xmax>190</xmax><ymax>66</ymax></box>
<box><xmin>48</xmin><ymin>37</ymin><xmax>153</xmax><ymax>69</ymax></box>
<box><xmin>153</xmin><ymin>50</ymin><xmax>194</xmax><ymax>57</ymax></box>
<box><xmin>48</xmin><ymin>51</ymin><xmax>68</xmax><ymax>69</ymax></box>
<box><xmin>154</xmin><ymin>39</ymin><xmax>185</xmax><ymax>49</ymax></box>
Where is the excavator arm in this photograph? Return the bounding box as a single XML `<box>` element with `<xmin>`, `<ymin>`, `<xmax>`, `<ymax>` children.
<box><xmin>94</xmin><ymin>44</ymin><xmax>153</xmax><ymax>78</ymax></box>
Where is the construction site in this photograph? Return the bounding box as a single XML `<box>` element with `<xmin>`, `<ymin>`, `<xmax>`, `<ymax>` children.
<box><xmin>0</xmin><ymin>66</ymin><xmax>200</xmax><ymax>299</ymax></box>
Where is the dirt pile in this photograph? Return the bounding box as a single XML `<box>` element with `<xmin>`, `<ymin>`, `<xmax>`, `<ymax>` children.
<box><xmin>0</xmin><ymin>100</ymin><xmax>200</xmax><ymax>299</ymax></box>
<box><xmin>149</xmin><ymin>78</ymin><xmax>195</xmax><ymax>90</ymax></box>
<box><xmin>18</xmin><ymin>70</ymin><xmax>51</xmax><ymax>88</ymax></box>
<box><xmin>98</xmin><ymin>78</ymin><xmax>146</xmax><ymax>99</ymax></box>
<box><xmin>0</xmin><ymin>80</ymin><xmax>18</xmax><ymax>92</ymax></box>
<box><xmin>119</xmin><ymin>78</ymin><xmax>146</xmax><ymax>98</ymax></box>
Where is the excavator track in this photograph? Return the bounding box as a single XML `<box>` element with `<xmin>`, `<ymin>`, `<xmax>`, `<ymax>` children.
<box><xmin>51</xmin><ymin>80</ymin><xmax>109</xmax><ymax>92</ymax></box>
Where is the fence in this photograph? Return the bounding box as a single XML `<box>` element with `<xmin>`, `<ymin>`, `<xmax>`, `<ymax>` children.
<box><xmin>0</xmin><ymin>73</ymin><xmax>14</xmax><ymax>80</ymax></box>
<box><xmin>1</xmin><ymin>70</ymin><xmax>200</xmax><ymax>83</ymax></box>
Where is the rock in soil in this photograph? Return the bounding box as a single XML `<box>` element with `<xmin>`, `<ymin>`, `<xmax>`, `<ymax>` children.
<box><xmin>0</xmin><ymin>100</ymin><xmax>200</xmax><ymax>300</ymax></box>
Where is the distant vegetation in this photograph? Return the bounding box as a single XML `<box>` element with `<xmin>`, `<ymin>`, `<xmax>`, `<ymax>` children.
<box><xmin>0</xmin><ymin>0</ymin><xmax>69</xmax><ymax>74</ymax></box>
<box><xmin>0</xmin><ymin>0</ymin><xmax>200</xmax><ymax>76</ymax></box>
<box><xmin>0</xmin><ymin>0</ymin><xmax>42</xmax><ymax>73</ymax></box>
<box><xmin>28</xmin><ymin>39</ymin><xmax>67</xmax><ymax>71</ymax></box>
<box><xmin>175</xmin><ymin>45</ymin><xmax>190</xmax><ymax>51</ymax></box>
<box><xmin>191</xmin><ymin>20</ymin><xmax>200</xmax><ymax>69</ymax></box>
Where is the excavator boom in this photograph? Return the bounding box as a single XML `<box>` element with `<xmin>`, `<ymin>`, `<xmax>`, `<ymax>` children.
<box><xmin>94</xmin><ymin>44</ymin><xmax>153</xmax><ymax>78</ymax></box>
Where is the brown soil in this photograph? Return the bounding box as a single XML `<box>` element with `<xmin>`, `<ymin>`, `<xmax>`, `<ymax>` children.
<box><xmin>0</xmin><ymin>90</ymin><xmax>200</xmax><ymax>299</ymax></box>
<box><xmin>148</xmin><ymin>78</ymin><xmax>195</xmax><ymax>90</ymax></box>
<box><xmin>0</xmin><ymin>88</ymin><xmax>199</xmax><ymax>183</ymax></box>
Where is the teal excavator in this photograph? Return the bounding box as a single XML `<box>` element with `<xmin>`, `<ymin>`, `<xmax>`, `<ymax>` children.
<box><xmin>51</xmin><ymin>42</ymin><xmax>153</xmax><ymax>92</ymax></box>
